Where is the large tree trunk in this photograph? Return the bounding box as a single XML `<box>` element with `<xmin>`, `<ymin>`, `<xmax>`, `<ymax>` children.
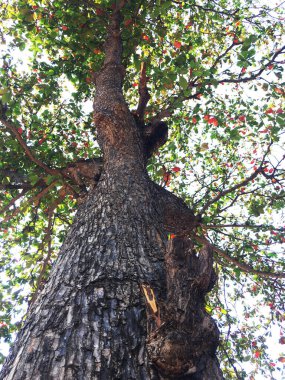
<box><xmin>1</xmin><ymin>7</ymin><xmax>223</xmax><ymax>380</ymax></box>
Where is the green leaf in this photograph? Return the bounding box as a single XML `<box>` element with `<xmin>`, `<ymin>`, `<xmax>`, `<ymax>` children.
<box><xmin>179</xmin><ymin>76</ymin><xmax>188</xmax><ymax>90</ymax></box>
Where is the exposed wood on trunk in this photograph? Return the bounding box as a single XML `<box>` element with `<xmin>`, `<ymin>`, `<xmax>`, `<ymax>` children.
<box><xmin>146</xmin><ymin>237</ymin><xmax>223</xmax><ymax>379</ymax></box>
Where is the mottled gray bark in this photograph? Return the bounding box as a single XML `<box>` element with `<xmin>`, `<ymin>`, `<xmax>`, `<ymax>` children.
<box><xmin>1</xmin><ymin>168</ymin><xmax>167</xmax><ymax>380</ymax></box>
<box><xmin>1</xmin><ymin>5</ymin><xmax>223</xmax><ymax>380</ymax></box>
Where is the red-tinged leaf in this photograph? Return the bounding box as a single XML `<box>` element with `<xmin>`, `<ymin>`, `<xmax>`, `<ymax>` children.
<box><xmin>173</xmin><ymin>41</ymin><xmax>182</xmax><ymax>49</ymax></box>
<box><xmin>269</xmin><ymin>168</ymin><xmax>274</xmax><ymax>174</ymax></box>
<box><xmin>17</xmin><ymin>127</ymin><xmax>23</xmax><ymax>135</ymax></box>
<box><xmin>269</xmin><ymin>362</ymin><xmax>276</xmax><ymax>367</ymax></box>
<box><xmin>276</xmin><ymin>108</ymin><xmax>283</xmax><ymax>114</ymax></box>
<box><xmin>163</xmin><ymin>172</ymin><xmax>171</xmax><ymax>186</ymax></box>
<box><xmin>275</xmin><ymin>87</ymin><xmax>283</xmax><ymax>94</ymax></box>
<box><xmin>185</xmin><ymin>21</ymin><xmax>193</xmax><ymax>29</ymax></box>
<box><xmin>192</xmin><ymin>117</ymin><xmax>197</xmax><ymax>123</ymax></box>
<box><xmin>239</xmin><ymin>115</ymin><xmax>246</xmax><ymax>122</ymax></box>
<box><xmin>204</xmin><ymin>114</ymin><xmax>210</xmax><ymax>121</ymax></box>
<box><xmin>124</xmin><ymin>19</ymin><xmax>132</xmax><ymax>27</ymax></box>
<box><xmin>209</xmin><ymin>117</ymin><xmax>218</xmax><ymax>126</ymax></box>
<box><xmin>254</xmin><ymin>351</ymin><xmax>261</xmax><ymax>358</ymax></box>
<box><xmin>265</xmin><ymin>108</ymin><xmax>274</xmax><ymax>114</ymax></box>
<box><xmin>62</xmin><ymin>25</ymin><xmax>68</xmax><ymax>31</ymax></box>
<box><xmin>233</xmin><ymin>38</ymin><xmax>239</xmax><ymax>44</ymax></box>
<box><xmin>268</xmin><ymin>64</ymin><xmax>274</xmax><ymax>70</ymax></box>
<box><xmin>279</xmin><ymin>337</ymin><xmax>285</xmax><ymax>344</ymax></box>
<box><xmin>142</xmin><ymin>34</ymin><xmax>149</xmax><ymax>41</ymax></box>
<box><xmin>252</xmin><ymin>285</ymin><xmax>257</xmax><ymax>292</ymax></box>
<box><xmin>241</xmin><ymin>67</ymin><xmax>246</xmax><ymax>74</ymax></box>
<box><xmin>278</xmin><ymin>357</ymin><xmax>285</xmax><ymax>363</ymax></box>
<box><xmin>172</xmin><ymin>166</ymin><xmax>181</xmax><ymax>172</ymax></box>
<box><xmin>96</xmin><ymin>8</ymin><xmax>104</xmax><ymax>16</ymax></box>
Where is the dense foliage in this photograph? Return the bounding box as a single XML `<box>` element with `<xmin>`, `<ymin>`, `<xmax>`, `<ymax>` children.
<box><xmin>0</xmin><ymin>0</ymin><xmax>284</xmax><ymax>378</ymax></box>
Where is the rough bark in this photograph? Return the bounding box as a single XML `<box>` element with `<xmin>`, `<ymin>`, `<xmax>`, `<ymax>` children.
<box><xmin>146</xmin><ymin>237</ymin><xmax>223</xmax><ymax>379</ymax></box>
<box><xmin>1</xmin><ymin>6</ymin><xmax>223</xmax><ymax>380</ymax></box>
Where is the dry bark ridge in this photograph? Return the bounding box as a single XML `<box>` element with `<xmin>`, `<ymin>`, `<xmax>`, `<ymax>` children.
<box><xmin>0</xmin><ymin>5</ymin><xmax>222</xmax><ymax>380</ymax></box>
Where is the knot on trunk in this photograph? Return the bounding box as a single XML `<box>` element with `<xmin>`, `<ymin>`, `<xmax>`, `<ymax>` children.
<box><xmin>133</xmin><ymin>114</ymin><xmax>168</xmax><ymax>159</ymax></box>
<box><xmin>146</xmin><ymin>237</ymin><xmax>220</xmax><ymax>379</ymax></box>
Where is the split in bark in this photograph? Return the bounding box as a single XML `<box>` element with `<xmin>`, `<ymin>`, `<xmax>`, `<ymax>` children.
<box><xmin>144</xmin><ymin>237</ymin><xmax>223</xmax><ymax>379</ymax></box>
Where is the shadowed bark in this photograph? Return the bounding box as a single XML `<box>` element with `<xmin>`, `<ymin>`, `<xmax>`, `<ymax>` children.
<box><xmin>146</xmin><ymin>237</ymin><xmax>223</xmax><ymax>379</ymax></box>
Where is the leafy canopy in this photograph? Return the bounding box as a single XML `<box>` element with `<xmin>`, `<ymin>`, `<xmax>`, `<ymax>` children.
<box><xmin>0</xmin><ymin>0</ymin><xmax>285</xmax><ymax>378</ymax></box>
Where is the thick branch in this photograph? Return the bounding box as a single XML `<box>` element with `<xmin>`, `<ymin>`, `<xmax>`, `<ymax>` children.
<box><xmin>204</xmin><ymin>223</ymin><xmax>285</xmax><ymax>231</ymax></box>
<box><xmin>200</xmin><ymin>168</ymin><xmax>262</xmax><ymax>214</ymax></box>
<box><xmin>60</xmin><ymin>157</ymin><xmax>103</xmax><ymax>187</ymax></box>
<box><xmin>136</xmin><ymin>62</ymin><xmax>150</xmax><ymax>121</ymax></box>
<box><xmin>103</xmin><ymin>11</ymin><xmax>122</xmax><ymax>67</ymax></box>
<box><xmin>0</xmin><ymin>118</ymin><xmax>59</xmax><ymax>176</ymax></box>
<box><xmin>195</xmin><ymin>235</ymin><xmax>285</xmax><ymax>279</ymax></box>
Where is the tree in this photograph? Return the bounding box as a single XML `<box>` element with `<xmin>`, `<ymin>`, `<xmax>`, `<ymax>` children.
<box><xmin>0</xmin><ymin>0</ymin><xmax>285</xmax><ymax>378</ymax></box>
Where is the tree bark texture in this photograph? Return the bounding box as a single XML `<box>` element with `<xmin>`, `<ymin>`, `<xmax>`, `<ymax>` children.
<box><xmin>1</xmin><ymin>7</ymin><xmax>223</xmax><ymax>380</ymax></box>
